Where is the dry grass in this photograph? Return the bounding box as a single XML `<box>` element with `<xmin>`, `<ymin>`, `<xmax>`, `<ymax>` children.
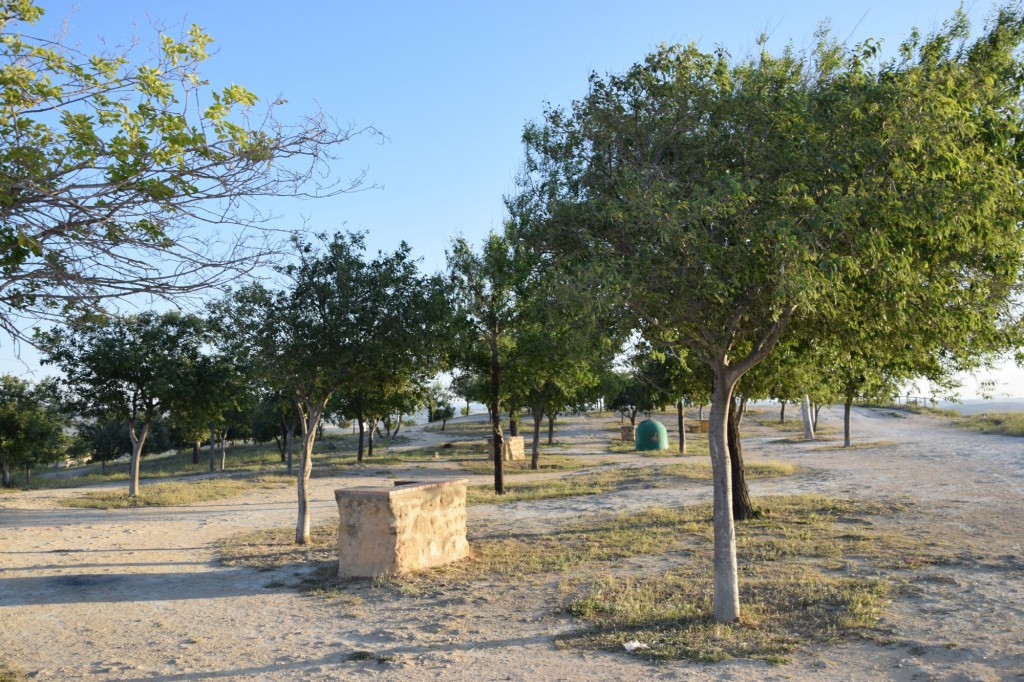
<box><xmin>217</xmin><ymin>493</ymin><xmax>936</xmax><ymax>664</ymax></box>
<box><xmin>59</xmin><ymin>475</ymin><xmax>293</xmax><ymax>509</ymax></box>
<box><xmin>955</xmin><ymin>411</ymin><xmax>1024</xmax><ymax>437</ymax></box>
<box><xmin>459</xmin><ymin>455</ymin><xmax>590</xmax><ymax>476</ymax></box>
<box><xmin>662</xmin><ymin>460</ymin><xmax>797</xmax><ymax>480</ymax></box>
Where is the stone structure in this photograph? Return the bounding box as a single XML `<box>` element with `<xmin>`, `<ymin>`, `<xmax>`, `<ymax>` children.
<box><xmin>334</xmin><ymin>479</ymin><xmax>469</xmax><ymax>578</ymax></box>
<box><xmin>485</xmin><ymin>435</ymin><xmax>525</xmax><ymax>461</ymax></box>
<box><xmin>620</xmin><ymin>424</ymin><xmax>636</xmax><ymax>442</ymax></box>
<box><xmin>686</xmin><ymin>420</ymin><xmax>710</xmax><ymax>434</ymax></box>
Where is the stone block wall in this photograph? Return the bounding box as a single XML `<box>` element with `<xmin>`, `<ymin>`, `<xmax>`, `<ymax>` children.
<box><xmin>486</xmin><ymin>435</ymin><xmax>525</xmax><ymax>461</ymax></box>
<box><xmin>334</xmin><ymin>479</ymin><xmax>469</xmax><ymax>578</ymax></box>
<box><xmin>620</xmin><ymin>425</ymin><xmax>636</xmax><ymax>442</ymax></box>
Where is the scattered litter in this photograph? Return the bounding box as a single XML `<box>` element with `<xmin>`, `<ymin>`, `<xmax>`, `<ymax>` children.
<box><xmin>623</xmin><ymin>641</ymin><xmax>649</xmax><ymax>653</ymax></box>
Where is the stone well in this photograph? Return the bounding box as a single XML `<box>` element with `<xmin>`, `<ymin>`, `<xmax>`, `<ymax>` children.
<box><xmin>334</xmin><ymin>479</ymin><xmax>469</xmax><ymax>578</ymax></box>
<box><xmin>485</xmin><ymin>435</ymin><xmax>525</xmax><ymax>461</ymax></box>
<box><xmin>619</xmin><ymin>424</ymin><xmax>636</xmax><ymax>442</ymax></box>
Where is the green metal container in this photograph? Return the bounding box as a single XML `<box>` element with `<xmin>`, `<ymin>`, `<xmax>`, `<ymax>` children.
<box><xmin>635</xmin><ymin>418</ymin><xmax>668</xmax><ymax>451</ymax></box>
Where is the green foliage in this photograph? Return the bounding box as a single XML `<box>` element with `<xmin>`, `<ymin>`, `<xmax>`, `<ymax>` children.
<box><xmin>0</xmin><ymin>373</ymin><xmax>66</xmax><ymax>485</ymax></box>
<box><xmin>0</xmin><ymin>0</ymin><xmax>375</xmax><ymax>343</ymax></box>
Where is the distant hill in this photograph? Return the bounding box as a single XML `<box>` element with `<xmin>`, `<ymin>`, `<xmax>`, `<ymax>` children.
<box><xmin>936</xmin><ymin>399</ymin><xmax>1024</xmax><ymax>415</ymax></box>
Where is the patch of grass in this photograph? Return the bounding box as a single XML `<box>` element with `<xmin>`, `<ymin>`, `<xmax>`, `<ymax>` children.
<box><xmin>466</xmin><ymin>467</ymin><xmax>652</xmax><ymax>505</ymax></box>
<box><xmin>754</xmin><ymin>419</ymin><xmax>838</xmax><ymax>435</ymax></box>
<box><xmin>459</xmin><ymin>455</ymin><xmax>589</xmax><ymax>476</ymax></box>
<box><xmin>0</xmin><ymin>661</ymin><xmax>27</xmax><ymax>682</ymax></box>
<box><xmin>219</xmin><ymin>492</ymin><xmax>936</xmax><ymax>665</ymax></box>
<box><xmin>422</xmin><ymin>419</ymin><xmax>491</xmax><ymax>435</ymax></box>
<box><xmin>955</xmin><ymin>411</ymin><xmax>1024</xmax><ymax>437</ymax></box>
<box><xmin>555</xmin><ymin>495</ymin><xmax>927</xmax><ymax>663</ymax></box>
<box><xmin>662</xmin><ymin>460</ymin><xmax>797</xmax><ymax>480</ymax></box>
<box><xmin>905</xmin><ymin>404</ymin><xmax>961</xmax><ymax>418</ymax></box>
<box><xmin>59</xmin><ymin>475</ymin><xmax>292</xmax><ymax>509</ymax></box>
<box><xmin>220</xmin><ymin>522</ymin><xmax>337</xmax><ymax>569</ymax></box>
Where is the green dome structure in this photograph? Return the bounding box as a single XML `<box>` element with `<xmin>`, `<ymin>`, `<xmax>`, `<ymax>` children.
<box><xmin>635</xmin><ymin>418</ymin><xmax>668</xmax><ymax>451</ymax></box>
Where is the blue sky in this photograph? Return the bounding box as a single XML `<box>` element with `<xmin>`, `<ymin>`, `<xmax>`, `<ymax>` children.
<box><xmin>5</xmin><ymin>0</ymin><xmax>1024</xmax><ymax>397</ymax></box>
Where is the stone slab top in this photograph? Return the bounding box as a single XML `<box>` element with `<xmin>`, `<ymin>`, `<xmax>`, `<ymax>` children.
<box><xmin>335</xmin><ymin>479</ymin><xmax>469</xmax><ymax>499</ymax></box>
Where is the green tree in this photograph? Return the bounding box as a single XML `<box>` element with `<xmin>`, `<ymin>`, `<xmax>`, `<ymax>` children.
<box><xmin>38</xmin><ymin>310</ymin><xmax>205</xmax><ymax>496</ymax></box>
<box><xmin>447</xmin><ymin>232</ymin><xmax>532</xmax><ymax>494</ymax></box>
<box><xmin>216</xmin><ymin>233</ymin><xmax>446</xmax><ymax>543</ymax></box>
<box><xmin>0</xmin><ymin>1</ymin><xmax>378</xmax><ymax>343</ymax></box>
<box><xmin>0</xmin><ymin>374</ymin><xmax>64</xmax><ymax>486</ymax></box>
<box><xmin>519</xmin><ymin>11</ymin><xmax>1024</xmax><ymax>622</ymax></box>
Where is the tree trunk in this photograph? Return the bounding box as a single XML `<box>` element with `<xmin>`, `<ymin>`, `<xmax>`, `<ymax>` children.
<box><xmin>510</xmin><ymin>412</ymin><xmax>519</xmax><ymax>437</ymax></box>
<box><xmin>699</xmin><ymin>404</ymin><xmax>704</xmax><ymax>420</ymax></box>
<box><xmin>1</xmin><ymin>460</ymin><xmax>9</xmax><ymax>487</ymax></box>
<box><xmin>844</xmin><ymin>393</ymin><xmax>854</xmax><ymax>447</ymax></box>
<box><xmin>489</xmin><ymin>335</ymin><xmax>504</xmax><ymax>495</ymax></box>
<box><xmin>709</xmin><ymin>366</ymin><xmax>740</xmax><ymax>624</ymax></box>
<box><xmin>192</xmin><ymin>440</ymin><xmax>200</xmax><ymax>465</ymax></box>
<box><xmin>801</xmin><ymin>395</ymin><xmax>815</xmax><ymax>440</ymax></box>
<box><xmin>728</xmin><ymin>396</ymin><xmax>757</xmax><ymax>521</ymax></box>
<box><xmin>677</xmin><ymin>399</ymin><xmax>686</xmax><ymax>454</ymax></box>
<box><xmin>286</xmin><ymin>423</ymin><xmax>296</xmax><ymax>475</ymax></box>
<box><xmin>24</xmin><ymin>466</ymin><xmax>30</xmax><ymax>484</ymax></box>
<box><xmin>737</xmin><ymin>396</ymin><xmax>748</xmax><ymax>425</ymax></box>
<box><xmin>546</xmin><ymin>413</ymin><xmax>556</xmax><ymax>445</ymax></box>
<box><xmin>530</xmin><ymin>407</ymin><xmax>543</xmax><ymax>470</ymax></box>
<box><xmin>780</xmin><ymin>401</ymin><xmax>786</xmax><ymax>423</ymax></box>
<box><xmin>357</xmin><ymin>416</ymin><xmax>365</xmax><ymax>462</ymax></box>
<box><xmin>392</xmin><ymin>413</ymin><xmax>403</xmax><ymax>439</ymax></box>
<box><xmin>368</xmin><ymin>418</ymin><xmax>376</xmax><ymax>458</ymax></box>
<box><xmin>813</xmin><ymin>403</ymin><xmax>823</xmax><ymax>432</ymax></box>
<box><xmin>219</xmin><ymin>432</ymin><xmax>227</xmax><ymax>471</ymax></box>
<box><xmin>127</xmin><ymin>419</ymin><xmax>150</xmax><ymax>498</ymax></box>
<box><xmin>441</xmin><ymin>418</ymin><xmax>447</xmax><ymax>431</ymax></box>
<box><xmin>208</xmin><ymin>424</ymin><xmax>216</xmax><ymax>473</ymax></box>
<box><xmin>295</xmin><ymin>404</ymin><xmax>323</xmax><ymax>545</ymax></box>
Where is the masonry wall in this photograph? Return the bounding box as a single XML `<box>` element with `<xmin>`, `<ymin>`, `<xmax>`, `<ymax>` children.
<box><xmin>335</xmin><ymin>479</ymin><xmax>469</xmax><ymax>578</ymax></box>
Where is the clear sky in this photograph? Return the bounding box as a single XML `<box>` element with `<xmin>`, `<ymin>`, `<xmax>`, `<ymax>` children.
<box><xmin>5</xmin><ymin>0</ymin><xmax>1024</xmax><ymax>397</ymax></box>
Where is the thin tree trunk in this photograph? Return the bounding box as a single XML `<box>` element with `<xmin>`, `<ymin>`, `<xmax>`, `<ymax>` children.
<box><xmin>357</xmin><ymin>416</ymin><xmax>365</xmax><ymax>462</ymax></box>
<box><xmin>780</xmin><ymin>401</ymin><xmax>786</xmax><ymax>423</ymax></box>
<box><xmin>844</xmin><ymin>394</ymin><xmax>854</xmax><ymax>447</ymax></box>
<box><xmin>510</xmin><ymin>412</ymin><xmax>519</xmax><ymax>437</ymax></box>
<box><xmin>530</xmin><ymin>408</ymin><xmax>543</xmax><ymax>470</ymax></box>
<box><xmin>801</xmin><ymin>395</ymin><xmax>815</xmax><ymax>440</ymax></box>
<box><xmin>489</xmin><ymin>335</ymin><xmax>504</xmax><ymax>495</ymax></box>
<box><xmin>392</xmin><ymin>414</ymin><xmax>403</xmax><ymax>439</ymax></box>
<box><xmin>24</xmin><ymin>467</ymin><xmax>30</xmax><ymax>484</ymax></box>
<box><xmin>295</xmin><ymin>405</ymin><xmax>322</xmax><ymax>545</ymax></box>
<box><xmin>1</xmin><ymin>460</ymin><xmax>9</xmax><ymax>487</ymax></box>
<box><xmin>728</xmin><ymin>396</ymin><xmax>757</xmax><ymax>521</ymax></box>
<box><xmin>547</xmin><ymin>413</ymin><xmax>556</xmax><ymax>445</ymax></box>
<box><xmin>127</xmin><ymin>419</ymin><xmax>150</xmax><ymax>498</ymax></box>
<box><xmin>709</xmin><ymin>366</ymin><xmax>740</xmax><ymax>624</ymax></box>
<box><xmin>737</xmin><ymin>396</ymin><xmax>748</xmax><ymax>425</ymax></box>
<box><xmin>219</xmin><ymin>432</ymin><xmax>227</xmax><ymax>471</ymax></box>
<box><xmin>677</xmin><ymin>399</ymin><xmax>686</xmax><ymax>454</ymax></box>
<box><xmin>813</xmin><ymin>403</ymin><xmax>823</xmax><ymax>431</ymax></box>
<box><xmin>192</xmin><ymin>440</ymin><xmax>200</xmax><ymax>465</ymax></box>
<box><xmin>699</xmin><ymin>404</ymin><xmax>704</xmax><ymax>420</ymax></box>
<box><xmin>208</xmin><ymin>425</ymin><xmax>216</xmax><ymax>473</ymax></box>
<box><xmin>368</xmin><ymin>418</ymin><xmax>376</xmax><ymax>458</ymax></box>
<box><xmin>286</xmin><ymin>424</ymin><xmax>295</xmax><ymax>475</ymax></box>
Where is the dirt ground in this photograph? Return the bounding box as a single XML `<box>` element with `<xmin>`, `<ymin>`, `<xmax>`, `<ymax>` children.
<box><xmin>1</xmin><ymin>406</ymin><xmax>1022</xmax><ymax>681</ymax></box>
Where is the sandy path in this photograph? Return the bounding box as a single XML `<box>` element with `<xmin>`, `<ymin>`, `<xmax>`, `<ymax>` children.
<box><xmin>0</xmin><ymin>407</ymin><xmax>1021</xmax><ymax>681</ymax></box>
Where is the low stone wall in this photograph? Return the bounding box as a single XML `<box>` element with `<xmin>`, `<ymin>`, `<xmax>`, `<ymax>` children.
<box><xmin>334</xmin><ymin>479</ymin><xmax>469</xmax><ymax>578</ymax></box>
<box><xmin>619</xmin><ymin>425</ymin><xmax>636</xmax><ymax>442</ymax></box>
<box><xmin>685</xmin><ymin>419</ymin><xmax>710</xmax><ymax>434</ymax></box>
<box><xmin>486</xmin><ymin>435</ymin><xmax>525</xmax><ymax>461</ymax></box>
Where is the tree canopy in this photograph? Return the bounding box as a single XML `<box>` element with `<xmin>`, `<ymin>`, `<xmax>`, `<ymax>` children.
<box><xmin>0</xmin><ymin>0</ymin><xmax>378</xmax><ymax>344</ymax></box>
<box><xmin>517</xmin><ymin>8</ymin><xmax>1024</xmax><ymax>622</ymax></box>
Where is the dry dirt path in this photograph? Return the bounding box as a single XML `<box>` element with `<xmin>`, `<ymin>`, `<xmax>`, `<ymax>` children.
<box><xmin>0</xmin><ymin>407</ymin><xmax>1021</xmax><ymax>681</ymax></box>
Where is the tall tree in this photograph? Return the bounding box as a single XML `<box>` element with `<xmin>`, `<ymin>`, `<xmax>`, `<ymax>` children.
<box><xmin>38</xmin><ymin>311</ymin><xmax>205</xmax><ymax>496</ymax></box>
<box><xmin>0</xmin><ymin>1</ymin><xmax>379</xmax><ymax>345</ymax></box>
<box><xmin>215</xmin><ymin>233</ymin><xmax>446</xmax><ymax>543</ymax></box>
<box><xmin>0</xmin><ymin>374</ymin><xmax>64</xmax><ymax>486</ymax></box>
<box><xmin>448</xmin><ymin>232</ymin><xmax>530</xmax><ymax>494</ymax></box>
<box><xmin>519</xmin><ymin>11</ymin><xmax>1024</xmax><ymax>622</ymax></box>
